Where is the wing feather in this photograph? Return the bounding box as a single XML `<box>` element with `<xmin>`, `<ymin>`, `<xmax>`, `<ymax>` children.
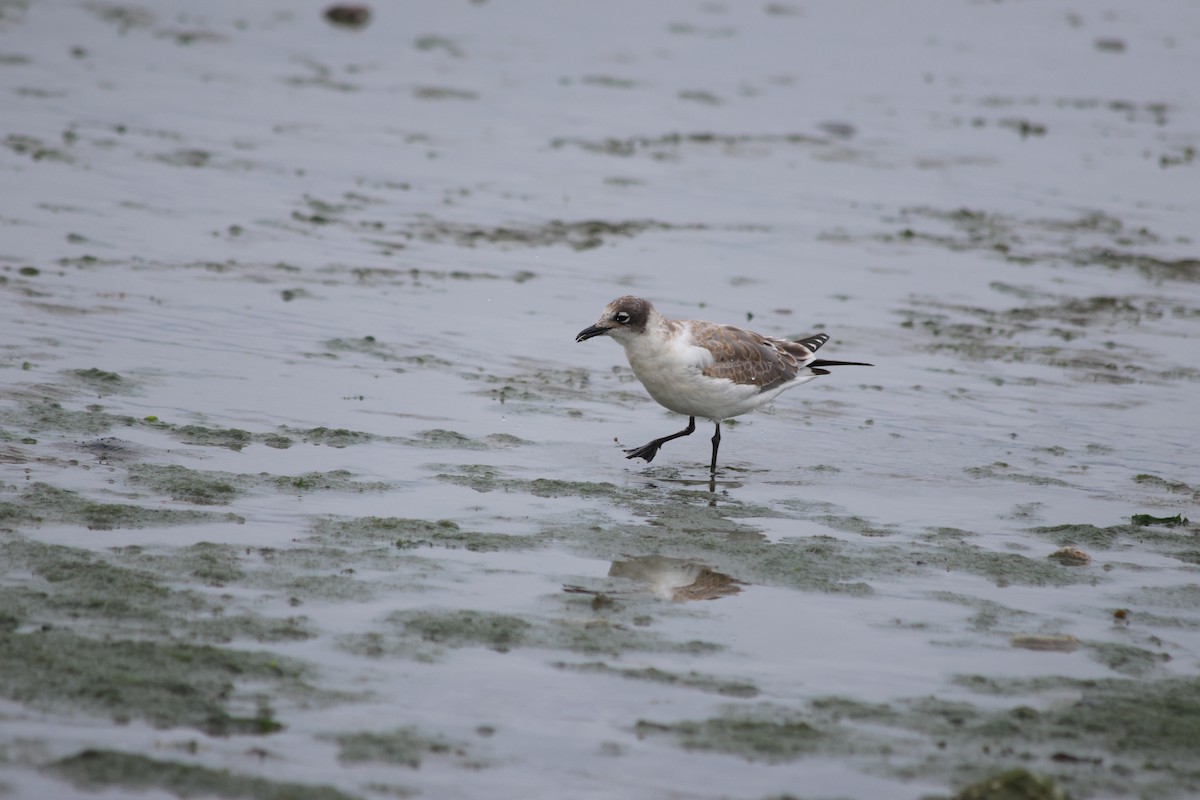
<box><xmin>693</xmin><ymin>323</ymin><xmax>805</xmax><ymax>392</ymax></box>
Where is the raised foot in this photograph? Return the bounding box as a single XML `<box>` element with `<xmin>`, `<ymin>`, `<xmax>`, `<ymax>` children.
<box><xmin>624</xmin><ymin>442</ymin><xmax>660</xmax><ymax>462</ymax></box>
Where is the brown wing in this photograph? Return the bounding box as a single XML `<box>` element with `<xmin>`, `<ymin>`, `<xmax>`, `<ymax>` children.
<box><xmin>694</xmin><ymin>323</ymin><xmax>805</xmax><ymax>391</ymax></box>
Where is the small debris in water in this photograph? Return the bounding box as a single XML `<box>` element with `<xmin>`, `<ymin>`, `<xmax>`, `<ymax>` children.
<box><xmin>1010</xmin><ymin>634</ymin><xmax>1079</xmax><ymax>653</ymax></box>
<box><xmin>1130</xmin><ymin>513</ymin><xmax>1189</xmax><ymax>527</ymax></box>
<box><xmin>1047</xmin><ymin>546</ymin><xmax>1091</xmax><ymax>566</ymax></box>
<box><xmin>324</xmin><ymin>5</ymin><xmax>371</xmax><ymax>28</ymax></box>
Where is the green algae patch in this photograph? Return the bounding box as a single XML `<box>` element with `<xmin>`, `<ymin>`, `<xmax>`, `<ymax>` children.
<box><xmin>941</xmin><ymin>675</ymin><xmax>1200</xmax><ymax>796</ymax></box>
<box><xmin>433</xmin><ymin>466</ymin><xmax>1086</xmax><ymax>591</ymax></box>
<box><xmin>634</xmin><ymin>707</ymin><xmax>834</xmax><ymax>763</ymax></box>
<box><xmin>929</xmin><ymin>545</ymin><xmax>1090</xmax><ymax>588</ymax></box>
<box><xmin>323</xmin><ymin>335</ymin><xmax>404</xmax><ymax>361</ymax></box>
<box><xmin>1118</xmin><ymin>585</ymin><xmax>1200</xmax><ymax>609</ymax></box>
<box><xmin>341</xmin><ymin>606</ymin><xmax>722</xmax><ymax>661</ymax></box>
<box><xmin>1133</xmin><ymin>473</ymin><xmax>1198</xmax><ymax>499</ymax></box>
<box><xmin>175</xmin><ymin>541</ymin><xmax>247</xmax><ymax>585</ymax></box>
<box><xmin>409</xmin><ymin>216</ymin><xmax>711</xmax><ymax>251</ymax></box>
<box><xmin>127</xmin><ymin>464</ymin><xmax>241</xmax><ymax>505</ymax></box>
<box><xmin>328</xmin><ymin>726</ymin><xmax>469</xmax><ymax>768</ymax></box>
<box><xmin>109</xmin><ymin>541</ymin><xmax>248</xmax><ymax>588</ymax></box>
<box><xmin>0</xmin><ymin>482</ymin><xmax>244</xmax><ymax>530</ymax></box>
<box><xmin>814</xmin><ymin>513</ymin><xmax>898</xmax><ymax>537</ymax></box>
<box><xmin>185</xmin><ymin>614</ymin><xmax>316</xmax><ymax>644</ymax></box>
<box><xmin>67</xmin><ymin>368</ymin><xmax>135</xmax><ymax>396</ymax></box>
<box><xmin>1084</xmin><ymin>641</ymin><xmax>1171</xmax><ymax>677</ymax></box>
<box><xmin>555</xmin><ymin>661</ymin><xmax>759</xmax><ymax>698</ymax></box>
<box><xmin>401</xmin><ymin>428</ymin><xmax>530</xmax><ymax>449</ymax></box>
<box><xmin>1029</xmin><ymin>521</ymin><xmax>1198</xmax><ymax>564</ymax></box>
<box><xmin>0</xmin><ymin>399</ymin><xmax>328</xmax><ymax>454</ymax></box>
<box><xmin>393</xmin><ymin>609</ymin><xmax>531</xmax><ymax>652</ymax></box>
<box><xmin>433</xmin><ymin>464</ymin><xmax>785</xmax><ymax>525</ymax></box>
<box><xmin>651</xmin><ymin>679</ymin><xmax>1200</xmax><ymax>796</ymax></box>
<box><xmin>283</xmin><ymin>426</ymin><xmax>375</xmax><ymax>448</ymax></box>
<box><xmin>270</xmin><ymin>470</ymin><xmax>391</xmax><ymax>494</ymax></box>
<box><xmin>0</xmin><ymin>538</ymin><xmax>206</xmax><ymax>626</ymax></box>
<box><xmin>1030</xmin><ymin>523</ymin><xmax>1132</xmax><ymax>550</ymax></box>
<box><xmin>952</xmin><ymin>768</ymin><xmax>1070</xmax><ymax>800</ymax></box>
<box><xmin>0</xmin><ymin>629</ymin><xmax>310</xmax><ymax>734</ymax></box>
<box><xmin>170</xmin><ymin>423</ymin><xmax>382</xmax><ymax>452</ymax></box>
<box><xmin>435</xmin><ymin>467</ymin><xmax>622</xmax><ymax>499</ymax></box>
<box><xmin>961</xmin><ymin>675</ymin><xmax>1200</xmax><ymax>752</ymax></box>
<box><xmin>928</xmin><ymin>592</ymin><xmax>1037</xmax><ymax>633</ymax></box>
<box><xmin>0</xmin><ymin>399</ymin><xmax>140</xmax><ymax>437</ymax></box>
<box><xmin>113</xmin><ymin>540</ymin><xmax>386</xmax><ymax>605</ymax></box>
<box><xmin>310</xmin><ymin>515</ymin><xmax>544</xmax><ymax>551</ymax></box>
<box><xmin>125</xmin><ymin>465</ymin><xmax>392</xmax><ymax>506</ymax></box>
<box><xmin>965</xmin><ymin>463</ymin><xmax>1072</xmax><ymax>488</ymax></box>
<box><xmin>0</xmin><ymin>538</ymin><xmax>315</xmax><ymax>645</ymax></box>
<box><xmin>46</xmin><ymin>749</ymin><xmax>362</xmax><ymax>800</ymax></box>
<box><xmin>173</xmin><ymin>424</ymin><xmax>255</xmax><ymax>450</ymax></box>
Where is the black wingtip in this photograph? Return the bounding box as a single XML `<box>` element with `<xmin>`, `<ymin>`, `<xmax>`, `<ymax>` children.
<box><xmin>809</xmin><ymin>359</ymin><xmax>874</xmax><ymax>368</ymax></box>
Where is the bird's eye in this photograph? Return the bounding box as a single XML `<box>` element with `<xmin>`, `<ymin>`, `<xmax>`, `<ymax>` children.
<box><xmin>614</xmin><ymin>311</ymin><xmax>631</xmax><ymax>324</ymax></box>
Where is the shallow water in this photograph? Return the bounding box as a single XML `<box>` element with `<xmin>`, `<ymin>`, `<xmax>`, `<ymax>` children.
<box><xmin>2</xmin><ymin>2</ymin><xmax>1199</xmax><ymax>799</ymax></box>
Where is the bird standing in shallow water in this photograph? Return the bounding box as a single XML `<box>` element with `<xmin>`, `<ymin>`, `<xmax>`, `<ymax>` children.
<box><xmin>575</xmin><ymin>296</ymin><xmax>872</xmax><ymax>475</ymax></box>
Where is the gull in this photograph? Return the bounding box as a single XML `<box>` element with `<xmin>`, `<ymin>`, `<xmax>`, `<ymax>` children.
<box><xmin>575</xmin><ymin>296</ymin><xmax>871</xmax><ymax>474</ymax></box>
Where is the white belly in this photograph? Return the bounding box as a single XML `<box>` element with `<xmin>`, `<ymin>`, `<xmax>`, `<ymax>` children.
<box><xmin>620</xmin><ymin>329</ymin><xmax>815</xmax><ymax>422</ymax></box>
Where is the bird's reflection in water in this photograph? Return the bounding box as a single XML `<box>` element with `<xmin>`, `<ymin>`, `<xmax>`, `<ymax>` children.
<box><xmin>645</xmin><ymin>475</ymin><xmax>744</xmax><ymax>504</ymax></box>
<box><xmin>608</xmin><ymin>555</ymin><xmax>743</xmax><ymax>602</ymax></box>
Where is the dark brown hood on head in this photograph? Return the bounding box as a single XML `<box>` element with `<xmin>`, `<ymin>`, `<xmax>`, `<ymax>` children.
<box><xmin>609</xmin><ymin>296</ymin><xmax>651</xmax><ymax>334</ymax></box>
<box><xmin>573</xmin><ymin>296</ymin><xmax>652</xmax><ymax>343</ymax></box>
<box><xmin>576</xmin><ymin>295</ymin><xmax>655</xmax><ymax>342</ymax></box>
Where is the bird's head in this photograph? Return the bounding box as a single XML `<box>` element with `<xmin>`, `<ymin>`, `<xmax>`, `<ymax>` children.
<box><xmin>576</xmin><ymin>295</ymin><xmax>653</xmax><ymax>344</ymax></box>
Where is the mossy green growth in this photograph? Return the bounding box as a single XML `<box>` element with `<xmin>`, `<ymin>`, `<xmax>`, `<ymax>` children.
<box><xmin>287</xmin><ymin>426</ymin><xmax>375</xmax><ymax>448</ymax></box>
<box><xmin>173</xmin><ymin>424</ymin><xmax>254</xmax><ymax>451</ymax></box>
<box><xmin>1133</xmin><ymin>474</ymin><xmax>1197</xmax><ymax>498</ymax></box>
<box><xmin>127</xmin><ymin>464</ymin><xmax>241</xmax><ymax>505</ymax></box>
<box><xmin>1029</xmin><ymin>520</ymin><xmax>1197</xmax><ymax>563</ymax></box>
<box><xmin>398</xmin><ymin>609</ymin><xmax>532</xmax><ymax>652</ymax></box>
<box><xmin>952</xmin><ymin>768</ymin><xmax>1070</xmax><ymax>800</ymax></box>
<box><xmin>0</xmin><ymin>629</ymin><xmax>308</xmax><ymax>734</ymax></box>
<box><xmin>310</xmin><ymin>515</ymin><xmax>543</xmax><ymax>551</ymax></box>
<box><xmin>341</xmin><ymin>606</ymin><xmax>722</xmax><ymax>661</ymax></box>
<box><xmin>46</xmin><ymin>749</ymin><xmax>361</xmax><ymax>800</ymax></box>
<box><xmin>269</xmin><ymin>470</ymin><xmax>390</xmax><ymax>493</ymax></box>
<box><xmin>0</xmin><ymin>538</ymin><xmax>204</xmax><ymax>624</ymax></box>
<box><xmin>124</xmin><ymin>464</ymin><xmax>391</xmax><ymax>506</ymax></box>
<box><xmin>952</xmin><ymin>675</ymin><xmax>1200</xmax><ymax>761</ymax></box>
<box><xmin>68</xmin><ymin>368</ymin><xmax>131</xmax><ymax>395</ymax></box>
<box><xmin>1085</xmin><ymin>641</ymin><xmax>1171</xmax><ymax>677</ymax></box>
<box><xmin>329</xmin><ymin>726</ymin><xmax>465</xmax><ymax>767</ymax></box>
<box><xmin>0</xmin><ymin>399</ymin><xmax>139</xmax><ymax>437</ymax></box>
<box><xmin>634</xmin><ymin>709</ymin><xmax>832</xmax><ymax>763</ymax></box>
<box><xmin>557</xmin><ymin>661</ymin><xmax>759</xmax><ymax>698</ymax></box>
<box><xmin>401</xmin><ymin>429</ymin><xmax>530</xmax><ymax>450</ymax></box>
<box><xmin>0</xmin><ymin>482</ymin><xmax>243</xmax><ymax>531</ymax></box>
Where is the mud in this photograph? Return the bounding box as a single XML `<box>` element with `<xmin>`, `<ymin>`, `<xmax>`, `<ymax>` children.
<box><xmin>1</xmin><ymin>1</ymin><xmax>1198</xmax><ymax>799</ymax></box>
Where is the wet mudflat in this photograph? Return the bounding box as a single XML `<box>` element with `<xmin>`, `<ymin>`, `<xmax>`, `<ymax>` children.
<box><xmin>2</xmin><ymin>1</ymin><xmax>1199</xmax><ymax>798</ymax></box>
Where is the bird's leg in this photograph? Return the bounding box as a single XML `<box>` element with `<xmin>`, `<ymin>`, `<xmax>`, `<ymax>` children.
<box><xmin>624</xmin><ymin>416</ymin><xmax>696</xmax><ymax>462</ymax></box>
<box><xmin>709</xmin><ymin>421</ymin><xmax>721</xmax><ymax>475</ymax></box>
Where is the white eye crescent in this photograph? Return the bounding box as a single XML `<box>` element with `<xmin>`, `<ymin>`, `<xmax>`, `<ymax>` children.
<box><xmin>614</xmin><ymin>311</ymin><xmax>631</xmax><ymax>324</ymax></box>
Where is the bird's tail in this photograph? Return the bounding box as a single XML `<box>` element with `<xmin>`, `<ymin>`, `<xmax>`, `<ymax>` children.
<box><xmin>808</xmin><ymin>359</ymin><xmax>873</xmax><ymax>375</ymax></box>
